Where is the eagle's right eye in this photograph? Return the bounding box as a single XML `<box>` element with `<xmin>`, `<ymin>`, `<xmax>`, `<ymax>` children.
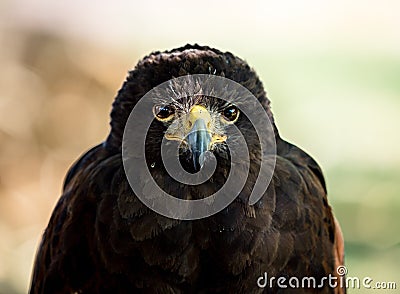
<box><xmin>153</xmin><ymin>105</ymin><xmax>175</xmax><ymax>121</ymax></box>
<box><xmin>221</xmin><ymin>105</ymin><xmax>240</xmax><ymax>123</ymax></box>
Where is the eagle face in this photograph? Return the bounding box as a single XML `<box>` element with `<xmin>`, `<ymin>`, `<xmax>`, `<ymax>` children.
<box><xmin>152</xmin><ymin>96</ymin><xmax>240</xmax><ymax>172</ymax></box>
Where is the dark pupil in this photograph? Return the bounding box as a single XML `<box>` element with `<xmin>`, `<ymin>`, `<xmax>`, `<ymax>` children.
<box><xmin>158</xmin><ymin>106</ymin><xmax>172</xmax><ymax>118</ymax></box>
<box><xmin>224</xmin><ymin>107</ymin><xmax>237</xmax><ymax>120</ymax></box>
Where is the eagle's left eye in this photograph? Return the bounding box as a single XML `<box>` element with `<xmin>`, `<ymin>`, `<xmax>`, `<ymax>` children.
<box><xmin>221</xmin><ymin>105</ymin><xmax>239</xmax><ymax>123</ymax></box>
<box><xmin>153</xmin><ymin>105</ymin><xmax>175</xmax><ymax>121</ymax></box>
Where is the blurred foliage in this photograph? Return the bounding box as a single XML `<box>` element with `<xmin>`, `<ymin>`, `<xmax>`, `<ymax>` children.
<box><xmin>0</xmin><ymin>29</ymin><xmax>132</xmax><ymax>293</ymax></box>
<box><xmin>328</xmin><ymin>167</ymin><xmax>400</xmax><ymax>284</ymax></box>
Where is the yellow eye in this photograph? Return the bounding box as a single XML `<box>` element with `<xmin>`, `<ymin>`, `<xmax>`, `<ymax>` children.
<box><xmin>153</xmin><ymin>105</ymin><xmax>175</xmax><ymax>121</ymax></box>
<box><xmin>222</xmin><ymin>105</ymin><xmax>239</xmax><ymax>123</ymax></box>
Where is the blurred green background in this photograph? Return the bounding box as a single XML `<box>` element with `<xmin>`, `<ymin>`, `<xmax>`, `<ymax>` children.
<box><xmin>0</xmin><ymin>0</ymin><xmax>399</xmax><ymax>293</ymax></box>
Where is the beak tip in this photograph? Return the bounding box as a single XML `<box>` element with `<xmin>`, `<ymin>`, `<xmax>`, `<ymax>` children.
<box><xmin>192</xmin><ymin>151</ymin><xmax>207</xmax><ymax>172</ymax></box>
<box><xmin>199</xmin><ymin>152</ymin><xmax>207</xmax><ymax>170</ymax></box>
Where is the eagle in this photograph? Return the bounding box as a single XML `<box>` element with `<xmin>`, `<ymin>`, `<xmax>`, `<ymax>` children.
<box><xmin>30</xmin><ymin>44</ymin><xmax>345</xmax><ymax>293</ymax></box>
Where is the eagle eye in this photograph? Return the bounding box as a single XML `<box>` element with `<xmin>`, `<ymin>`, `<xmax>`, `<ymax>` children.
<box><xmin>153</xmin><ymin>105</ymin><xmax>175</xmax><ymax>121</ymax></box>
<box><xmin>222</xmin><ymin>105</ymin><xmax>239</xmax><ymax>123</ymax></box>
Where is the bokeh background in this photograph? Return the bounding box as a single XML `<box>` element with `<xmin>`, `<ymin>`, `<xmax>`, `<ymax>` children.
<box><xmin>1</xmin><ymin>0</ymin><xmax>399</xmax><ymax>293</ymax></box>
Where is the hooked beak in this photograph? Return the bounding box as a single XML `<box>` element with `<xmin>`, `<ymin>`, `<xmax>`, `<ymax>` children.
<box><xmin>185</xmin><ymin>105</ymin><xmax>212</xmax><ymax>171</ymax></box>
<box><xmin>186</xmin><ymin>118</ymin><xmax>211</xmax><ymax>171</ymax></box>
<box><xmin>164</xmin><ymin>105</ymin><xmax>227</xmax><ymax>171</ymax></box>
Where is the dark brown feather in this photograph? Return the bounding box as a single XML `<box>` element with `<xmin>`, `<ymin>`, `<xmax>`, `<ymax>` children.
<box><xmin>30</xmin><ymin>44</ymin><xmax>345</xmax><ymax>294</ymax></box>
